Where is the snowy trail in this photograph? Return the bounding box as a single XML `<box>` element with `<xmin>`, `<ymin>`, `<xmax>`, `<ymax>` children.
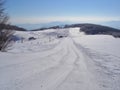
<box><xmin>0</xmin><ymin>37</ymin><xmax>99</xmax><ymax>90</ymax></box>
<box><xmin>20</xmin><ymin>38</ymin><xmax>81</xmax><ymax>90</ymax></box>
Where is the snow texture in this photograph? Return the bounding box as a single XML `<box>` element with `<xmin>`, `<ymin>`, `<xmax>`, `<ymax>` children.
<box><xmin>0</xmin><ymin>28</ymin><xmax>120</xmax><ymax>90</ymax></box>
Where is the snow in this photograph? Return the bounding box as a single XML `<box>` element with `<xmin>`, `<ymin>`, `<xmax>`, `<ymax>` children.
<box><xmin>0</xmin><ymin>28</ymin><xmax>120</xmax><ymax>90</ymax></box>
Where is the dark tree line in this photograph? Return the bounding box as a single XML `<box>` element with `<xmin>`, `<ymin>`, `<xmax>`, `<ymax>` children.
<box><xmin>0</xmin><ymin>0</ymin><xmax>14</xmax><ymax>51</ymax></box>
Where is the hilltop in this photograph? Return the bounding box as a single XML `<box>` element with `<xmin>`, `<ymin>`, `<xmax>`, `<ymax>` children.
<box><xmin>31</xmin><ymin>23</ymin><xmax>120</xmax><ymax>38</ymax></box>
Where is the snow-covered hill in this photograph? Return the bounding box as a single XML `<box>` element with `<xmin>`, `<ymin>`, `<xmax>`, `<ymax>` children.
<box><xmin>0</xmin><ymin>28</ymin><xmax>120</xmax><ymax>90</ymax></box>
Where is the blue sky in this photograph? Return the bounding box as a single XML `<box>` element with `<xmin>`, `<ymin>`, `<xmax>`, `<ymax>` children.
<box><xmin>5</xmin><ymin>0</ymin><xmax>120</xmax><ymax>27</ymax></box>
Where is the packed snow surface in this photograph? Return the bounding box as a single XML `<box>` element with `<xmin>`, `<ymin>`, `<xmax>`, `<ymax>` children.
<box><xmin>0</xmin><ymin>28</ymin><xmax>120</xmax><ymax>90</ymax></box>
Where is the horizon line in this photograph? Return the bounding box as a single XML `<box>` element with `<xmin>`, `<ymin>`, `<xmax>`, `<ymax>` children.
<box><xmin>9</xmin><ymin>16</ymin><xmax>120</xmax><ymax>25</ymax></box>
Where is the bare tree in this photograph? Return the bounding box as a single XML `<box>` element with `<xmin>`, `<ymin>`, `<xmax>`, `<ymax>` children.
<box><xmin>0</xmin><ymin>0</ymin><xmax>14</xmax><ymax>51</ymax></box>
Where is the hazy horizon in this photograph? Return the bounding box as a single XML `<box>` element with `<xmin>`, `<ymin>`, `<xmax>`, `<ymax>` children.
<box><xmin>6</xmin><ymin>0</ymin><xmax>120</xmax><ymax>29</ymax></box>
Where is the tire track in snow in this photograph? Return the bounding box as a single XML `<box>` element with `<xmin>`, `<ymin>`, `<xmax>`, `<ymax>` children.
<box><xmin>55</xmin><ymin>38</ymin><xmax>99</xmax><ymax>90</ymax></box>
<box><xmin>0</xmin><ymin>38</ymin><xmax>73</xmax><ymax>90</ymax></box>
<box><xmin>13</xmin><ymin>38</ymin><xmax>78</xmax><ymax>90</ymax></box>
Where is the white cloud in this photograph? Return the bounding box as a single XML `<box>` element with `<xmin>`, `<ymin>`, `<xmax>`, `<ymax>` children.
<box><xmin>10</xmin><ymin>16</ymin><xmax>120</xmax><ymax>24</ymax></box>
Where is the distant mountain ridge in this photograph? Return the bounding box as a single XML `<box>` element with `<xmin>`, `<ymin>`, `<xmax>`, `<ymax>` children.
<box><xmin>16</xmin><ymin>21</ymin><xmax>71</xmax><ymax>30</ymax></box>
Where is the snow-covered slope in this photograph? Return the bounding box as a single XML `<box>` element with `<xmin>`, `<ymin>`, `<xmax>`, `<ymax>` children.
<box><xmin>0</xmin><ymin>28</ymin><xmax>120</xmax><ymax>90</ymax></box>
<box><xmin>9</xmin><ymin>29</ymin><xmax>69</xmax><ymax>53</ymax></box>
